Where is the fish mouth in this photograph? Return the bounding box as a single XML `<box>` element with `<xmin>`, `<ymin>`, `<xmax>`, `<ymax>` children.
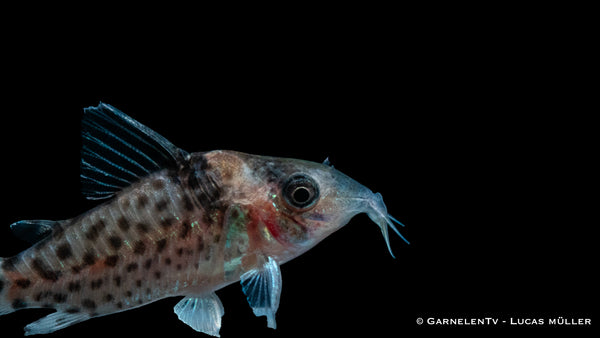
<box><xmin>364</xmin><ymin>192</ymin><xmax>409</xmax><ymax>259</ymax></box>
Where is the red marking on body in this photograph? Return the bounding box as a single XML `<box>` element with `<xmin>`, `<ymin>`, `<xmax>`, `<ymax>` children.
<box><xmin>247</xmin><ymin>202</ymin><xmax>284</xmax><ymax>245</ymax></box>
<box><xmin>263</xmin><ymin>218</ymin><xmax>281</xmax><ymax>241</ymax></box>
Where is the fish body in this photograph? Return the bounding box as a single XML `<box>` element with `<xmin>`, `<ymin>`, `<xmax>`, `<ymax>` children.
<box><xmin>0</xmin><ymin>103</ymin><xmax>408</xmax><ymax>336</ymax></box>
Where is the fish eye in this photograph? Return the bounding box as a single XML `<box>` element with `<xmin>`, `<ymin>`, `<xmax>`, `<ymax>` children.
<box><xmin>282</xmin><ymin>174</ymin><xmax>320</xmax><ymax>210</ymax></box>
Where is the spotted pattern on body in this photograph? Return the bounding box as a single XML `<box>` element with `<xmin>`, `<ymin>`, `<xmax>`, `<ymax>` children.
<box><xmin>0</xmin><ymin>156</ymin><xmax>228</xmax><ymax>316</ymax></box>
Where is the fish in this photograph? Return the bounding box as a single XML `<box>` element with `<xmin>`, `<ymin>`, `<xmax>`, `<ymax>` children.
<box><xmin>0</xmin><ymin>103</ymin><xmax>409</xmax><ymax>336</ymax></box>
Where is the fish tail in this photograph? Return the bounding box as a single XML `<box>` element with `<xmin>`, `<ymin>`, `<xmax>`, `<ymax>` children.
<box><xmin>0</xmin><ymin>258</ymin><xmax>16</xmax><ymax>316</ymax></box>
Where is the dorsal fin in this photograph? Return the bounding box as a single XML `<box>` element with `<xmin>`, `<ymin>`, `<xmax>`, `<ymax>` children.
<box><xmin>81</xmin><ymin>103</ymin><xmax>189</xmax><ymax>200</ymax></box>
<box><xmin>10</xmin><ymin>220</ymin><xmax>59</xmax><ymax>244</ymax></box>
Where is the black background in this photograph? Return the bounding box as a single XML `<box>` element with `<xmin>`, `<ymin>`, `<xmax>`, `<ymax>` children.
<box><xmin>0</xmin><ymin>6</ymin><xmax>594</xmax><ymax>337</ymax></box>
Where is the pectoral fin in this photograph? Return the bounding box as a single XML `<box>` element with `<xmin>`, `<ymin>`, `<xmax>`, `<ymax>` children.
<box><xmin>240</xmin><ymin>255</ymin><xmax>282</xmax><ymax>329</ymax></box>
<box><xmin>174</xmin><ymin>293</ymin><xmax>224</xmax><ymax>337</ymax></box>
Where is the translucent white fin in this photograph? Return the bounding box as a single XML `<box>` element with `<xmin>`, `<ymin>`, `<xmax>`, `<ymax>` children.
<box><xmin>174</xmin><ymin>293</ymin><xmax>224</xmax><ymax>337</ymax></box>
<box><xmin>0</xmin><ymin>306</ymin><xmax>13</xmax><ymax>317</ymax></box>
<box><xmin>240</xmin><ymin>255</ymin><xmax>282</xmax><ymax>329</ymax></box>
<box><xmin>24</xmin><ymin>311</ymin><xmax>90</xmax><ymax>336</ymax></box>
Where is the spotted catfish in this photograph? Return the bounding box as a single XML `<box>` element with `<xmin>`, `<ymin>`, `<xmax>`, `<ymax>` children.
<box><xmin>0</xmin><ymin>103</ymin><xmax>409</xmax><ymax>336</ymax></box>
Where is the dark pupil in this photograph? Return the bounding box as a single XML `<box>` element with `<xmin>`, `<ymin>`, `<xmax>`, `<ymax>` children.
<box><xmin>292</xmin><ymin>186</ymin><xmax>311</xmax><ymax>203</ymax></box>
<box><xmin>283</xmin><ymin>174</ymin><xmax>320</xmax><ymax>209</ymax></box>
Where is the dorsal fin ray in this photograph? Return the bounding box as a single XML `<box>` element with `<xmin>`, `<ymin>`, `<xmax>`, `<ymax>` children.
<box><xmin>81</xmin><ymin>103</ymin><xmax>189</xmax><ymax>200</ymax></box>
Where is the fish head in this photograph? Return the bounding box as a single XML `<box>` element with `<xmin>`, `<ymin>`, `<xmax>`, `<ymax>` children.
<box><xmin>239</xmin><ymin>153</ymin><xmax>409</xmax><ymax>260</ymax></box>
